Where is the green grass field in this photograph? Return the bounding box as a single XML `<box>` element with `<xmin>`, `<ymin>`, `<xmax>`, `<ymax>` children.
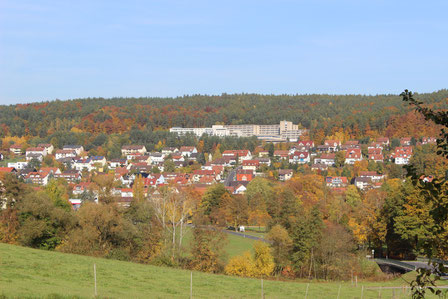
<box><xmin>1</xmin><ymin>243</ymin><xmax>447</xmax><ymax>298</ymax></box>
<box><xmin>179</xmin><ymin>227</ymin><xmax>257</xmax><ymax>261</ymax></box>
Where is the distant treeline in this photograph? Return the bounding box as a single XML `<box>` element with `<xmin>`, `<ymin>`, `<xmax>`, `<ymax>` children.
<box><xmin>1</xmin><ymin>90</ymin><xmax>447</xmax><ymax>157</ymax></box>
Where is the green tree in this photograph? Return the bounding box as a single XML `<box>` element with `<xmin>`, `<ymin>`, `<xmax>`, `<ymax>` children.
<box><xmin>17</xmin><ymin>191</ymin><xmax>75</xmax><ymax>249</ymax></box>
<box><xmin>164</xmin><ymin>159</ymin><xmax>175</xmax><ymax>173</ymax></box>
<box><xmin>290</xmin><ymin>207</ymin><xmax>323</xmax><ymax>273</ymax></box>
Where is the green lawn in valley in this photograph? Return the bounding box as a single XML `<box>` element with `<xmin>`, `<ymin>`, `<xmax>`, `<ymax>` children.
<box><xmin>180</xmin><ymin>227</ymin><xmax>257</xmax><ymax>261</ymax></box>
<box><xmin>1</xmin><ymin>243</ymin><xmax>447</xmax><ymax>298</ymax></box>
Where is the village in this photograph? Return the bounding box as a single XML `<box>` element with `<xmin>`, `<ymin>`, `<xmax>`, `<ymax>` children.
<box><xmin>0</xmin><ymin>135</ymin><xmax>437</xmax><ymax>209</ymax></box>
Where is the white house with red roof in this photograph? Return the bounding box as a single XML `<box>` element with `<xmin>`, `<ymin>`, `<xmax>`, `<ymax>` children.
<box><xmin>289</xmin><ymin>151</ymin><xmax>310</xmax><ymax>164</ymax></box>
<box><xmin>37</xmin><ymin>144</ymin><xmax>54</xmax><ymax>155</ymax></box>
<box><xmin>179</xmin><ymin>146</ymin><xmax>197</xmax><ymax>157</ymax></box>
<box><xmin>326</xmin><ymin>177</ymin><xmax>348</xmax><ymax>188</ymax></box>
<box><xmin>242</xmin><ymin>160</ymin><xmax>260</xmax><ymax>171</ymax></box>
<box><xmin>391</xmin><ymin>147</ymin><xmax>413</xmax><ymax>164</ymax></box>
<box><xmin>345</xmin><ymin>148</ymin><xmax>362</xmax><ymax>164</ymax></box>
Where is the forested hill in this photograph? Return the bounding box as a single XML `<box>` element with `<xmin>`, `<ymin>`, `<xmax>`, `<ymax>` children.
<box><xmin>1</xmin><ymin>90</ymin><xmax>447</xmax><ymax>155</ymax></box>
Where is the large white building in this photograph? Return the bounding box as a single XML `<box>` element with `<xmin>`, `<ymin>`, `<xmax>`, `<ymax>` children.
<box><xmin>170</xmin><ymin>121</ymin><xmax>306</xmax><ymax>142</ymax></box>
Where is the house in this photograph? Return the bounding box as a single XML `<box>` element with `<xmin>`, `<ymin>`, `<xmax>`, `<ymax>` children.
<box><xmin>359</xmin><ymin>171</ymin><xmax>386</xmax><ymax>182</ymax></box>
<box><xmin>390</xmin><ymin>147</ymin><xmax>413</xmax><ymax>165</ymax></box>
<box><xmin>255</xmin><ymin>157</ymin><xmax>271</xmax><ymax>166</ymax></box>
<box><xmin>40</xmin><ymin>167</ymin><xmax>61</xmax><ymax>175</ymax></box>
<box><xmin>7</xmin><ymin>161</ymin><xmax>28</xmax><ymax>170</ymax></box>
<box><xmin>289</xmin><ymin>151</ymin><xmax>310</xmax><ymax>164</ymax></box>
<box><xmin>274</xmin><ymin>150</ymin><xmax>289</xmax><ymax>160</ymax></box>
<box><xmin>69</xmin><ymin>199</ymin><xmax>82</xmax><ymax>210</ymax></box>
<box><xmin>192</xmin><ymin>169</ymin><xmax>219</xmax><ymax>183</ymax></box>
<box><xmin>324</xmin><ymin>140</ymin><xmax>341</xmax><ymax>152</ymax></box>
<box><xmin>278</xmin><ymin>169</ymin><xmax>293</xmax><ymax>181</ymax></box>
<box><xmin>72</xmin><ymin>182</ymin><xmax>94</xmax><ymax>196</ymax></box>
<box><xmin>26</xmin><ymin>153</ymin><xmax>44</xmax><ymax>162</ymax></box>
<box><xmin>344</xmin><ymin>140</ymin><xmax>359</xmax><ymax>148</ymax></box>
<box><xmin>368</xmin><ymin>148</ymin><xmax>382</xmax><ymax>155</ymax></box>
<box><xmin>37</xmin><ymin>144</ymin><xmax>54</xmax><ymax>155</ymax></box>
<box><xmin>296</xmin><ymin>140</ymin><xmax>315</xmax><ymax>150</ymax></box>
<box><xmin>25</xmin><ymin>171</ymin><xmax>52</xmax><ymax>185</ymax></box>
<box><xmin>316</xmin><ymin>145</ymin><xmax>331</xmax><ymax>153</ymax></box>
<box><xmin>172</xmin><ymin>154</ymin><xmax>185</xmax><ymax>162</ymax></box>
<box><xmin>162</xmin><ymin>147</ymin><xmax>179</xmax><ymax>155</ymax></box>
<box><xmin>73</xmin><ymin>158</ymin><xmax>94</xmax><ymax>171</ymax></box>
<box><xmin>422</xmin><ymin>137</ymin><xmax>437</xmax><ymax>145</ymax></box>
<box><xmin>55</xmin><ymin>149</ymin><xmax>77</xmax><ymax>160</ymax></box>
<box><xmin>63</xmin><ymin>145</ymin><xmax>84</xmax><ymax>156</ymax></box>
<box><xmin>0</xmin><ymin>167</ymin><xmax>17</xmax><ymax>175</ymax></box>
<box><xmin>108</xmin><ymin>159</ymin><xmax>128</xmax><ymax>169</ymax></box>
<box><xmin>368</xmin><ymin>142</ymin><xmax>384</xmax><ymax>150</ymax></box>
<box><xmin>148</xmin><ymin>152</ymin><xmax>165</xmax><ymax>164</ymax></box>
<box><xmin>400</xmin><ymin>137</ymin><xmax>412</xmax><ymax>146</ymax></box>
<box><xmin>233</xmin><ymin>184</ymin><xmax>247</xmax><ymax>195</ymax></box>
<box><xmin>354</xmin><ymin>177</ymin><xmax>373</xmax><ymax>190</ymax></box>
<box><xmin>311</xmin><ymin>163</ymin><xmax>328</xmax><ymax>171</ymax></box>
<box><xmin>222</xmin><ymin>150</ymin><xmax>252</xmax><ymax>163</ymax></box>
<box><xmin>258</xmin><ymin>150</ymin><xmax>269</xmax><ymax>157</ymax></box>
<box><xmin>314</xmin><ymin>153</ymin><xmax>335</xmax><ymax>166</ymax></box>
<box><xmin>26</xmin><ymin>147</ymin><xmax>47</xmax><ymax>160</ymax></box>
<box><xmin>9</xmin><ymin>145</ymin><xmax>23</xmax><ymax>155</ymax></box>
<box><xmin>129</xmin><ymin>154</ymin><xmax>151</xmax><ymax>164</ymax></box>
<box><xmin>91</xmin><ymin>156</ymin><xmax>107</xmax><ymax>167</ymax></box>
<box><xmin>236</xmin><ymin>169</ymin><xmax>254</xmax><ymax>182</ymax></box>
<box><xmin>228</xmin><ymin>181</ymin><xmax>250</xmax><ymax>194</ymax></box>
<box><xmin>368</xmin><ymin>154</ymin><xmax>384</xmax><ymax>163</ymax></box>
<box><xmin>241</xmin><ymin>160</ymin><xmax>260</xmax><ymax>171</ymax></box>
<box><xmin>54</xmin><ymin>170</ymin><xmax>82</xmax><ymax>183</ymax></box>
<box><xmin>345</xmin><ymin>148</ymin><xmax>362</xmax><ymax>164</ymax></box>
<box><xmin>376</xmin><ymin>137</ymin><xmax>390</xmax><ymax>146</ymax></box>
<box><xmin>121</xmin><ymin>145</ymin><xmax>147</xmax><ymax>156</ymax></box>
<box><xmin>326</xmin><ymin>177</ymin><xmax>348</xmax><ymax>188</ymax></box>
<box><xmin>179</xmin><ymin>146</ymin><xmax>197</xmax><ymax>157</ymax></box>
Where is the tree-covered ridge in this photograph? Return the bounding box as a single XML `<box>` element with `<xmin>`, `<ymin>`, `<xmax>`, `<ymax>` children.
<box><xmin>1</xmin><ymin>90</ymin><xmax>448</xmax><ymax>138</ymax></box>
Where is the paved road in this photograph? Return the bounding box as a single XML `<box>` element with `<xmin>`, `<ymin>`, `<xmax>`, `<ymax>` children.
<box><xmin>224</xmin><ymin>166</ymin><xmax>241</xmax><ymax>187</ymax></box>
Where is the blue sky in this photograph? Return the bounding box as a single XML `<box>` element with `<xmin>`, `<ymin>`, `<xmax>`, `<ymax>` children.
<box><xmin>0</xmin><ymin>0</ymin><xmax>447</xmax><ymax>104</ymax></box>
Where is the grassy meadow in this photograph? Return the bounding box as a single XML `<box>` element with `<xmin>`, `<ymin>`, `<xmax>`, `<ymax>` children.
<box><xmin>1</xmin><ymin>243</ymin><xmax>448</xmax><ymax>298</ymax></box>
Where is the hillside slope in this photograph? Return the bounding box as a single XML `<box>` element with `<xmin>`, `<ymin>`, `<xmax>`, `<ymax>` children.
<box><xmin>0</xmin><ymin>243</ymin><xmax>443</xmax><ymax>299</ymax></box>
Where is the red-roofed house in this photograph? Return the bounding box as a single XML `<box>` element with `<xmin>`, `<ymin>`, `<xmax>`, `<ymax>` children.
<box><xmin>326</xmin><ymin>177</ymin><xmax>348</xmax><ymax>188</ymax></box>
<box><xmin>289</xmin><ymin>151</ymin><xmax>310</xmax><ymax>164</ymax></box>
<box><xmin>390</xmin><ymin>147</ymin><xmax>413</xmax><ymax>164</ymax></box>
<box><xmin>236</xmin><ymin>169</ymin><xmax>254</xmax><ymax>182</ymax></box>
<box><xmin>274</xmin><ymin>150</ymin><xmax>289</xmax><ymax>160</ymax></box>
<box><xmin>345</xmin><ymin>148</ymin><xmax>362</xmax><ymax>164</ymax></box>
<box><xmin>242</xmin><ymin>160</ymin><xmax>260</xmax><ymax>171</ymax></box>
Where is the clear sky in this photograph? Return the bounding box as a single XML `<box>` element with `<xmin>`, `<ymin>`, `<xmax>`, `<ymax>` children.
<box><xmin>0</xmin><ymin>0</ymin><xmax>447</xmax><ymax>105</ymax></box>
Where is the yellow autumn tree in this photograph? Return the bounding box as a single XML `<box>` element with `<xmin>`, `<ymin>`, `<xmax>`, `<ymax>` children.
<box><xmin>225</xmin><ymin>241</ymin><xmax>274</xmax><ymax>278</ymax></box>
<box><xmin>225</xmin><ymin>251</ymin><xmax>255</xmax><ymax>277</ymax></box>
<box><xmin>253</xmin><ymin>241</ymin><xmax>275</xmax><ymax>277</ymax></box>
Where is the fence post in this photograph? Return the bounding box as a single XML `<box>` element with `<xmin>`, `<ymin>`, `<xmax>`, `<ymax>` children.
<box><xmin>305</xmin><ymin>283</ymin><xmax>309</xmax><ymax>299</ymax></box>
<box><xmin>378</xmin><ymin>286</ymin><xmax>382</xmax><ymax>298</ymax></box>
<box><xmin>355</xmin><ymin>276</ymin><xmax>358</xmax><ymax>287</ymax></box>
<box><xmin>93</xmin><ymin>263</ymin><xmax>97</xmax><ymax>297</ymax></box>
<box><xmin>360</xmin><ymin>285</ymin><xmax>364</xmax><ymax>299</ymax></box>
<box><xmin>337</xmin><ymin>284</ymin><xmax>341</xmax><ymax>299</ymax></box>
<box><xmin>261</xmin><ymin>279</ymin><xmax>264</xmax><ymax>299</ymax></box>
<box><xmin>190</xmin><ymin>271</ymin><xmax>193</xmax><ymax>299</ymax></box>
